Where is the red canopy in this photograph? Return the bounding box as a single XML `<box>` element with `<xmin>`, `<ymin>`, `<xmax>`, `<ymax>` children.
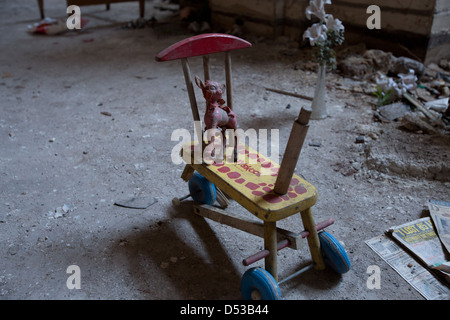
<box><xmin>155</xmin><ymin>33</ymin><xmax>252</xmax><ymax>61</ymax></box>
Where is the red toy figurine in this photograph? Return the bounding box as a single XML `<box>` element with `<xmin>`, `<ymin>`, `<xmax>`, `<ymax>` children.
<box><xmin>195</xmin><ymin>76</ymin><xmax>238</xmax><ymax>161</ymax></box>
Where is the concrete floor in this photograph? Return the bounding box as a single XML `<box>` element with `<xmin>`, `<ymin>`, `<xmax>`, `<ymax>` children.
<box><xmin>1</xmin><ymin>0</ymin><xmax>449</xmax><ymax>301</ymax></box>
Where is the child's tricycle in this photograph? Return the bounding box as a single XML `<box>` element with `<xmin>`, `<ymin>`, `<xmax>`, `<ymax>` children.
<box><xmin>156</xmin><ymin>33</ymin><xmax>350</xmax><ymax>300</ymax></box>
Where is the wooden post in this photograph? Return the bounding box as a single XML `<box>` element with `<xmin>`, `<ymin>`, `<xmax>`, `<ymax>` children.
<box><xmin>274</xmin><ymin>108</ymin><xmax>311</xmax><ymax>195</ymax></box>
<box><xmin>225</xmin><ymin>52</ymin><xmax>233</xmax><ymax>110</ymax></box>
<box><xmin>203</xmin><ymin>55</ymin><xmax>210</xmax><ymax>81</ymax></box>
<box><xmin>181</xmin><ymin>58</ymin><xmax>200</xmax><ymax>122</ymax></box>
<box><xmin>181</xmin><ymin>58</ymin><xmax>203</xmax><ymax>144</ymax></box>
<box><xmin>264</xmin><ymin>221</ymin><xmax>278</xmax><ymax>281</ymax></box>
<box><xmin>301</xmin><ymin>208</ymin><xmax>325</xmax><ymax>270</ymax></box>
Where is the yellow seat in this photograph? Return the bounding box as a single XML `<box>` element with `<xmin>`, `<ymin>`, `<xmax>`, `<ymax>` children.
<box><xmin>181</xmin><ymin>142</ymin><xmax>317</xmax><ymax>222</ymax></box>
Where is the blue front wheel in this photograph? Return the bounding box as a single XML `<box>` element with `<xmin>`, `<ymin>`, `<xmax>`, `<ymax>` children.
<box><xmin>240</xmin><ymin>267</ymin><xmax>282</xmax><ymax>300</ymax></box>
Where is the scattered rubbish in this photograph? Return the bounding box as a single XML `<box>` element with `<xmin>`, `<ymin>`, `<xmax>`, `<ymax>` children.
<box><xmin>398</xmin><ymin>69</ymin><xmax>417</xmax><ymax>92</ymax></box>
<box><xmin>355</xmin><ymin>136</ymin><xmax>365</xmax><ymax>144</ymax></box>
<box><xmin>425</xmin><ymin>98</ymin><xmax>449</xmax><ymax>113</ymax></box>
<box><xmin>308</xmin><ymin>141</ymin><xmax>321</xmax><ymax>147</ymax></box>
<box><xmin>114</xmin><ymin>196</ymin><xmax>157</xmax><ymax>209</ymax></box>
<box><xmin>366</xmin><ymin>211</ymin><xmax>450</xmax><ymax>300</ymax></box>
<box><xmin>27</xmin><ymin>17</ymin><xmax>89</xmax><ymax>35</ymax></box>
<box><xmin>100</xmin><ymin>111</ymin><xmax>112</xmax><ymax>117</ymax></box>
<box><xmin>403</xmin><ymin>92</ymin><xmax>442</xmax><ymax>125</ymax></box>
<box><xmin>375</xmin><ymin>70</ymin><xmax>418</xmax><ymax>104</ymax></box>
<box><xmin>121</xmin><ymin>16</ymin><xmax>157</xmax><ymax>29</ymax></box>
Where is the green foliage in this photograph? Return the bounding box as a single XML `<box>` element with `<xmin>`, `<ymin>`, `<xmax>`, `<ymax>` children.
<box><xmin>373</xmin><ymin>86</ymin><xmax>392</xmax><ymax>107</ymax></box>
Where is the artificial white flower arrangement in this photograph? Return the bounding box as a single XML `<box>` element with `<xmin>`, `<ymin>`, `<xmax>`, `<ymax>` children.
<box><xmin>303</xmin><ymin>0</ymin><xmax>345</xmax><ymax>68</ymax></box>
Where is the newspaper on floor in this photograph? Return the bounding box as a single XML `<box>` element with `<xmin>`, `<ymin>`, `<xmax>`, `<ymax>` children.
<box><xmin>428</xmin><ymin>199</ymin><xmax>450</xmax><ymax>254</ymax></box>
<box><xmin>366</xmin><ymin>233</ymin><xmax>450</xmax><ymax>300</ymax></box>
<box><xmin>387</xmin><ymin>217</ymin><xmax>450</xmax><ymax>285</ymax></box>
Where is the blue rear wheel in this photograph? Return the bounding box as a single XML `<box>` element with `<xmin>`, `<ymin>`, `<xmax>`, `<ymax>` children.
<box><xmin>319</xmin><ymin>231</ymin><xmax>351</xmax><ymax>274</ymax></box>
<box><xmin>188</xmin><ymin>172</ymin><xmax>216</xmax><ymax>205</ymax></box>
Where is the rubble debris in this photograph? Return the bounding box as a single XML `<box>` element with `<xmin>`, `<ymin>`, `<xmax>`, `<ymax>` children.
<box><xmin>439</xmin><ymin>59</ymin><xmax>450</xmax><ymax>71</ymax></box>
<box><xmin>403</xmin><ymin>92</ymin><xmax>442</xmax><ymax>124</ymax></box>
<box><xmin>363</xmin><ymin>49</ymin><xmax>393</xmax><ymax>73</ymax></box>
<box><xmin>47</xmin><ymin>204</ymin><xmax>71</xmax><ymax>219</ymax></box>
<box><xmin>338</xmin><ymin>48</ymin><xmax>424</xmax><ymax>80</ymax></box>
<box><xmin>391</xmin><ymin>56</ymin><xmax>424</xmax><ymax>76</ymax></box>
<box><xmin>377</xmin><ymin>102</ymin><xmax>411</xmax><ymax>121</ymax></box>
<box><xmin>337</xmin><ymin>55</ymin><xmax>370</xmax><ymax>78</ymax></box>
<box><xmin>400</xmin><ymin>112</ymin><xmax>440</xmax><ymax>134</ymax></box>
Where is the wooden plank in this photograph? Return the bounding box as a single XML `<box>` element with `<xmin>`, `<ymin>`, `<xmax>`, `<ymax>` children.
<box><xmin>193</xmin><ymin>204</ymin><xmax>302</xmax><ymax>249</ymax></box>
<box><xmin>242</xmin><ymin>218</ymin><xmax>335</xmax><ymax>266</ymax></box>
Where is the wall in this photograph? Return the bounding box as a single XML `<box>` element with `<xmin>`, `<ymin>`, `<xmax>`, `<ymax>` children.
<box><xmin>427</xmin><ymin>0</ymin><xmax>450</xmax><ymax>64</ymax></box>
<box><xmin>208</xmin><ymin>0</ymin><xmax>450</xmax><ymax>64</ymax></box>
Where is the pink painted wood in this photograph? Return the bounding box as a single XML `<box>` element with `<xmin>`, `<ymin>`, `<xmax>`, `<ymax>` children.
<box><xmin>155</xmin><ymin>33</ymin><xmax>252</xmax><ymax>61</ymax></box>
